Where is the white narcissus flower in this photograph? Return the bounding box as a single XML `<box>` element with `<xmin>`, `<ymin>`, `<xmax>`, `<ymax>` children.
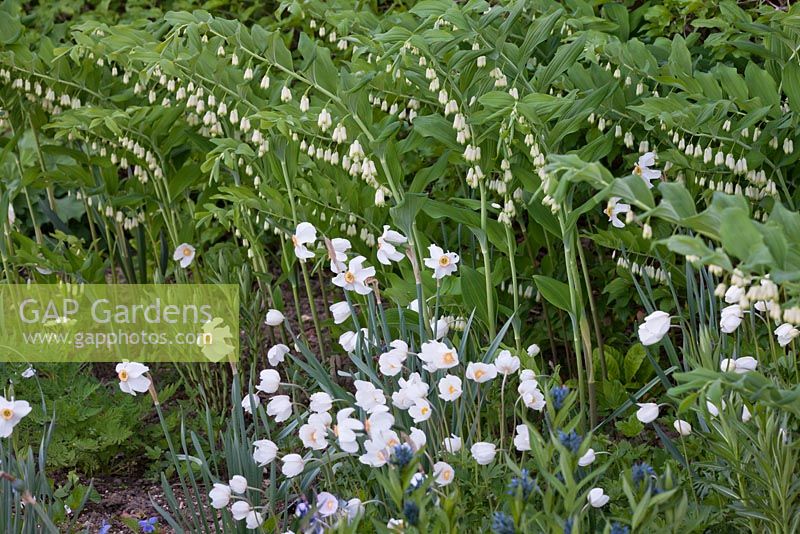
<box><xmin>742</xmin><ymin>404</ymin><xmax>752</xmax><ymax>423</ymax></box>
<box><xmin>329</xmin><ymin>301</ymin><xmax>351</xmax><ymax>324</ymax></box>
<box><xmin>266</xmin><ymin>395</ymin><xmax>292</xmax><ymax>422</ymax></box>
<box><xmin>578</xmin><ymin>448</ymin><xmax>596</xmax><ymax>467</ymax></box>
<box><xmin>333</xmin><ymin>256</ymin><xmax>376</xmax><ymax>295</ymax></box>
<box><xmin>21</xmin><ymin>366</ymin><xmax>35</xmax><ymax>379</ymax></box>
<box><xmin>604</xmin><ymin>197</ymin><xmax>631</xmax><ymax>228</ymax></box>
<box><xmin>298</xmin><ymin>414</ymin><xmax>328</xmax><ymax>451</ymax></box>
<box><xmin>518</xmin><ymin>380</ymin><xmax>546</xmax><ymax>411</ymax></box>
<box><xmin>430</xmin><ymin>317</ymin><xmax>450</xmax><ymax>340</ymax></box>
<box><xmin>231</xmin><ymin>500</ymin><xmax>251</xmax><ymax>520</ymax></box>
<box><xmin>281</xmin><ymin>454</ymin><xmax>305</xmax><ymax>477</ymax></box>
<box><xmin>208</xmin><ymin>483</ymin><xmax>231</xmax><ymax>509</ymax></box>
<box><xmin>253</xmin><ymin>439</ymin><xmax>278</xmax><ymax>465</ymax></box>
<box><xmin>116</xmin><ymin>362</ymin><xmax>151</xmax><ymax>396</ymax></box>
<box><xmin>526</xmin><ymin>344</ymin><xmax>541</xmax><ymax>357</ymax></box>
<box><xmin>724</xmin><ymin>285</ymin><xmax>744</xmax><ymax>304</ymax></box>
<box><xmin>466</xmin><ymin>362</ymin><xmax>498</xmax><ymax>383</ymax></box>
<box><xmin>387</xmin><ymin>519</ymin><xmax>406</xmax><ymax>531</ymax></box>
<box><xmin>334</xmin><ymin>408</ymin><xmax>364</xmax><ymax>452</ymax></box>
<box><xmin>292</xmin><ymin>222</ymin><xmax>317</xmax><ymax>260</ymax></box>
<box><xmin>359</xmin><ymin>438</ymin><xmax>390</xmax><ymax>467</ymax></box>
<box><xmin>673</xmin><ymin>419</ymin><xmax>692</xmax><ymax>436</ymax></box>
<box><xmin>354</xmin><ymin>380</ymin><xmax>386</xmax><ymax>413</ymax></box>
<box><xmin>309</xmin><ymin>392</ymin><xmax>333</xmax><ymax>413</ymax></box>
<box><xmin>378</xmin><ymin>351</ymin><xmax>404</xmax><ymax>377</ymax></box>
<box><xmin>345</xmin><ymin>498</ymin><xmax>363</xmax><ymax>522</ymax></box>
<box><xmin>706</xmin><ymin>399</ymin><xmax>725</xmax><ymax>417</ymax></box>
<box><xmin>256</xmin><ymin>369</ymin><xmax>280</xmax><ymax>394</ymax></box>
<box><xmin>587</xmin><ymin>487</ymin><xmax>610</xmax><ymax>507</ymax></box>
<box><xmin>377</xmin><ymin>226</ymin><xmax>407</xmax><ymax>265</ymax></box>
<box><xmin>638</xmin><ymin>311</ymin><xmax>671</xmax><ymax>346</ymax></box>
<box><xmin>231</xmin><ymin>501</ymin><xmax>251</xmax><ymax>520</ymax></box>
<box><xmin>409</xmin><ymin>398</ymin><xmax>432</xmax><ymax>423</ymax></box>
<box><xmin>433</xmin><ymin>461</ymin><xmax>455</xmax><ymax>485</ymax></box>
<box><xmin>419</xmin><ymin>340</ymin><xmax>459</xmax><ymax>371</ymax></box>
<box><xmin>407</xmin><ymin>299</ymin><xmax>420</xmax><ymax>313</ymax></box>
<box><xmin>633</xmin><ymin>152</ymin><xmax>661</xmax><ymax>188</ymax></box>
<box><xmin>378</xmin><ymin>341</ymin><xmax>408</xmax><ymax>376</ymax></box>
<box><xmin>470</xmin><ymin>441</ymin><xmax>496</xmax><ymax>465</ymax></box>
<box><xmin>513</xmin><ymin>424</ymin><xmax>531</xmax><ymax>451</ymax></box>
<box><xmin>173</xmin><ymin>243</ymin><xmax>196</xmax><ymax>268</ymax></box>
<box><xmin>267</xmin><ymin>344</ymin><xmax>290</xmax><ymax>366</ymax></box>
<box><xmin>0</xmin><ymin>396</ymin><xmax>31</xmax><ymax>439</ymax></box>
<box><xmin>423</xmin><ymin>244</ymin><xmax>460</xmax><ymax>279</ymax></box>
<box><xmin>392</xmin><ymin>373</ymin><xmax>429</xmax><ymax>409</ymax></box>
<box><xmin>774</xmin><ymin>323</ymin><xmax>799</xmax><ymax>347</ymax></box>
<box><xmin>339</xmin><ymin>330</ymin><xmax>358</xmax><ymax>353</ymax></box>
<box><xmin>409</xmin><ymin>427</ymin><xmax>427</xmax><ymax>450</ymax></box>
<box><xmin>443</xmin><ymin>434</ymin><xmax>462</xmax><ymax>453</ymax></box>
<box><xmin>720</xmin><ymin>304</ymin><xmax>743</xmax><ymax>334</ymax></box>
<box><xmin>732</xmin><ymin>356</ymin><xmax>757</xmax><ymax>373</ymax></box>
<box><xmin>329</xmin><ymin>238</ymin><xmax>351</xmax><ymax>273</ymax></box>
<box><xmin>265</xmin><ymin>309</ymin><xmax>285</xmax><ymax>326</ymax></box>
<box><xmin>719</xmin><ymin>358</ymin><xmax>736</xmax><ymax>372</ymax></box>
<box><xmin>437</xmin><ymin>375</ymin><xmax>463</xmax><ymax>401</ymax></box>
<box><xmin>317</xmin><ymin>492</ymin><xmax>339</xmax><ymax>517</ymax></box>
<box><xmin>299</xmin><ymin>420</ymin><xmax>329</xmax><ymax>450</ymax></box>
<box><xmin>242</xmin><ymin>393</ymin><xmax>260</xmax><ymax>414</ymax></box>
<box><xmin>520</xmin><ymin>369</ymin><xmax>537</xmax><ymax>382</ymax></box>
<box><xmin>720</xmin><ymin>356</ymin><xmax>758</xmax><ymax>374</ymax></box>
<box><xmin>494</xmin><ymin>350</ymin><xmax>520</xmax><ymax>375</ymax></box>
<box><xmin>636</xmin><ymin>402</ymin><xmax>659</xmax><ymax>423</ymax></box>
<box><xmin>245</xmin><ymin>511</ymin><xmax>264</xmax><ymax>529</ymax></box>
<box><xmin>339</xmin><ymin>328</ymin><xmax>369</xmax><ymax>354</ymax></box>
<box><xmin>229</xmin><ymin>475</ymin><xmax>247</xmax><ymax>494</ymax></box>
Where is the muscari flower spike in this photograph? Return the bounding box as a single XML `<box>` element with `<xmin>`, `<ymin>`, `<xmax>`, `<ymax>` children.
<box><xmin>551</xmin><ymin>385</ymin><xmax>569</xmax><ymax>410</ymax></box>
<box><xmin>491</xmin><ymin>511</ymin><xmax>516</xmax><ymax>534</ymax></box>
<box><xmin>403</xmin><ymin>500</ymin><xmax>420</xmax><ymax>526</ymax></box>
<box><xmin>507</xmin><ymin>468</ymin><xmax>536</xmax><ymax>499</ymax></box>
<box><xmin>390</xmin><ymin>443</ymin><xmax>414</xmax><ymax>468</ymax></box>
<box><xmin>557</xmin><ymin>429</ymin><xmax>582</xmax><ymax>454</ymax></box>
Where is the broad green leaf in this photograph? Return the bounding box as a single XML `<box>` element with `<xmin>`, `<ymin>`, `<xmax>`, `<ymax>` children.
<box><xmin>655</xmin><ymin>182</ymin><xmax>696</xmax><ymax>221</ymax></box>
<box><xmin>609</xmin><ymin>175</ymin><xmax>655</xmax><ymax>210</ymax></box>
<box><xmin>537</xmin><ymin>35</ymin><xmax>586</xmax><ymax>90</ymax></box>
<box><xmin>389</xmin><ymin>193</ymin><xmax>427</xmax><ymax>239</ymax></box>
<box><xmin>409</xmin><ymin>153</ymin><xmax>450</xmax><ymax>194</ymax></box>
<box><xmin>624</xmin><ymin>344</ymin><xmax>647</xmax><ymax>383</ymax></box>
<box><xmin>713</xmin><ymin>65</ymin><xmax>748</xmax><ymax>103</ymax></box>
<box><xmin>533</xmin><ymin>275</ymin><xmax>572</xmax><ymax>312</ymax></box>
<box><xmin>745</xmin><ymin>63</ymin><xmax>779</xmax><ymax>108</ymax></box>
<box><xmin>411</xmin><ymin>115</ymin><xmax>459</xmax><ymax>149</ymax></box>
<box><xmin>660</xmin><ymin>235</ymin><xmax>732</xmax><ymax>270</ymax></box>
<box><xmin>460</xmin><ymin>265</ymin><xmax>491</xmax><ymax>325</ymax></box>
<box><xmin>719</xmin><ymin>206</ymin><xmax>772</xmax><ymax>267</ymax></box>
<box><xmin>668</xmin><ymin>35</ymin><xmax>692</xmax><ymax>77</ymax></box>
<box><xmin>0</xmin><ymin>12</ymin><xmax>22</xmax><ymax>44</ymax></box>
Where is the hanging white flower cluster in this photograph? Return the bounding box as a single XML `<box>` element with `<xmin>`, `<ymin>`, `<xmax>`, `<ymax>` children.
<box><xmin>614</xmin><ymin>255</ymin><xmax>670</xmax><ymax>285</ymax></box>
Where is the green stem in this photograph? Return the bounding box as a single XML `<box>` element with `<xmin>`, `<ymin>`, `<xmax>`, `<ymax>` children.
<box><xmin>559</xmin><ymin>213</ymin><xmax>589</xmax><ymax>431</ymax></box>
<box><xmin>479</xmin><ymin>182</ymin><xmax>496</xmax><ymax>339</ymax></box>
<box><xmin>279</xmin><ymin>160</ymin><xmax>325</xmax><ymax>358</ymax></box>
<box><xmin>505</xmin><ymin>219</ymin><xmax>521</xmax><ymax>353</ymax></box>
<box><xmin>577</xmin><ymin>240</ymin><xmax>606</xmax><ymax>381</ymax></box>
